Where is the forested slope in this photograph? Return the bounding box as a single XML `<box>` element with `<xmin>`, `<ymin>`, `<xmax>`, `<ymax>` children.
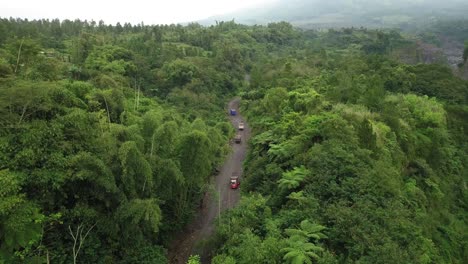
<box><xmin>0</xmin><ymin>19</ymin><xmax>251</xmax><ymax>263</ymax></box>
<box><xmin>0</xmin><ymin>18</ymin><xmax>467</xmax><ymax>264</ymax></box>
<box><xmin>210</xmin><ymin>28</ymin><xmax>468</xmax><ymax>263</ymax></box>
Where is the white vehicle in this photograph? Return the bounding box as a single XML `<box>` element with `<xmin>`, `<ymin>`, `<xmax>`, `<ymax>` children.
<box><xmin>238</xmin><ymin>121</ymin><xmax>244</xmax><ymax>130</ymax></box>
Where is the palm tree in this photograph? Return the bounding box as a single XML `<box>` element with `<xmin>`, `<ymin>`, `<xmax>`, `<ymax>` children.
<box><xmin>285</xmin><ymin>220</ymin><xmax>327</xmax><ymax>240</ymax></box>
<box><xmin>268</xmin><ymin>143</ymin><xmax>289</xmax><ymax>161</ymax></box>
<box><xmin>281</xmin><ymin>220</ymin><xmax>326</xmax><ymax>264</ymax></box>
<box><xmin>281</xmin><ymin>235</ymin><xmax>324</xmax><ymax>264</ymax></box>
<box><xmin>278</xmin><ymin>166</ymin><xmax>309</xmax><ymax>190</ymax></box>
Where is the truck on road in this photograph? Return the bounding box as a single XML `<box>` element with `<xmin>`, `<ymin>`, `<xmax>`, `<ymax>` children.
<box><xmin>238</xmin><ymin>121</ymin><xmax>244</xmax><ymax>130</ymax></box>
<box><xmin>234</xmin><ymin>134</ymin><xmax>242</xmax><ymax>144</ymax></box>
<box><xmin>230</xmin><ymin>175</ymin><xmax>240</xmax><ymax>189</ymax></box>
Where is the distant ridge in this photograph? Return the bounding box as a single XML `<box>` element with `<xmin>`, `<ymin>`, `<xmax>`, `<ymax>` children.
<box><xmin>198</xmin><ymin>0</ymin><xmax>468</xmax><ymax>28</ymax></box>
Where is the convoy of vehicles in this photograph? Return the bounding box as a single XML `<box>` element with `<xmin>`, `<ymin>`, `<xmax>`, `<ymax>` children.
<box><xmin>230</xmin><ymin>108</ymin><xmax>243</xmax><ymax>188</ymax></box>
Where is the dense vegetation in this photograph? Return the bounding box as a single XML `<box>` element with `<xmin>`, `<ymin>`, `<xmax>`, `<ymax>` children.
<box><xmin>210</xmin><ymin>26</ymin><xmax>468</xmax><ymax>263</ymax></box>
<box><xmin>0</xmin><ymin>17</ymin><xmax>467</xmax><ymax>264</ymax></box>
<box><xmin>0</xmin><ymin>18</ymin><xmax>247</xmax><ymax>263</ymax></box>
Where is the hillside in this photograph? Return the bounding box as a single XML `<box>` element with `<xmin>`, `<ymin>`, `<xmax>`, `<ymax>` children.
<box><xmin>200</xmin><ymin>0</ymin><xmax>468</xmax><ymax>29</ymax></box>
<box><xmin>209</xmin><ymin>26</ymin><xmax>468</xmax><ymax>264</ymax></box>
<box><xmin>0</xmin><ymin>17</ymin><xmax>467</xmax><ymax>264</ymax></box>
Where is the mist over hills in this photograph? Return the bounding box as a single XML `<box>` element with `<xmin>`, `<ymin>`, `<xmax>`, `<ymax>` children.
<box><xmin>200</xmin><ymin>0</ymin><xmax>468</xmax><ymax>28</ymax></box>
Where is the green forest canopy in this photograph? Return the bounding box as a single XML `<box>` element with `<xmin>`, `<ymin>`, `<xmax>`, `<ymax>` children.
<box><xmin>0</xmin><ymin>17</ymin><xmax>466</xmax><ymax>263</ymax></box>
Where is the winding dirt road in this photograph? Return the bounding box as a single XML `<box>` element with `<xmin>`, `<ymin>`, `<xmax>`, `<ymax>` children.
<box><xmin>168</xmin><ymin>98</ymin><xmax>251</xmax><ymax>264</ymax></box>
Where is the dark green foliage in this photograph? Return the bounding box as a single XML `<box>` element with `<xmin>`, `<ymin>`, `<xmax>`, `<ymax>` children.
<box><xmin>121</xmin><ymin>245</ymin><xmax>167</xmax><ymax>264</ymax></box>
<box><xmin>357</xmin><ymin>119</ymin><xmax>377</xmax><ymax>150</ymax></box>
<box><xmin>0</xmin><ymin>170</ymin><xmax>43</xmax><ymax>261</ymax></box>
<box><xmin>403</xmin><ymin>64</ymin><xmax>467</xmax><ymax>103</ymax></box>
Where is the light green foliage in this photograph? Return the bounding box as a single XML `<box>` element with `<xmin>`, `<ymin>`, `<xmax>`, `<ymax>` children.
<box><xmin>278</xmin><ymin>166</ymin><xmax>309</xmax><ymax>191</ymax></box>
<box><xmin>191</xmin><ymin>118</ymin><xmax>207</xmax><ymax>131</ymax></box>
<box><xmin>212</xmin><ymin>254</ymin><xmax>236</xmax><ymax>264</ymax></box>
<box><xmin>288</xmin><ymin>89</ymin><xmax>322</xmax><ymax>114</ymax></box>
<box><xmin>385</xmin><ymin>94</ymin><xmax>446</xmax><ymax>128</ymax></box>
<box><xmin>281</xmin><ymin>236</ymin><xmax>323</xmax><ymax>264</ymax></box>
<box><xmin>187</xmin><ymin>255</ymin><xmax>201</xmax><ymax>264</ymax></box>
<box><xmin>383</xmin><ymin>93</ymin><xmax>450</xmax><ymax>164</ymax></box>
<box><xmin>85</xmin><ymin>45</ymin><xmax>135</xmax><ymax>75</ymax></box>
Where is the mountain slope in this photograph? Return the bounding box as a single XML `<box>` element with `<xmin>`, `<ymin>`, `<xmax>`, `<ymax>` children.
<box><xmin>200</xmin><ymin>0</ymin><xmax>468</xmax><ymax>28</ymax></box>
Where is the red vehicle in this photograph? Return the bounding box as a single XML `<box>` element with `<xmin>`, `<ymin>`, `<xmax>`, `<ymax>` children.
<box><xmin>230</xmin><ymin>176</ymin><xmax>240</xmax><ymax>189</ymax></box>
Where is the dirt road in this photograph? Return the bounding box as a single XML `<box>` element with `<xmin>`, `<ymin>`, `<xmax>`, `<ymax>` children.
<box><xmin>168</xmin><ymin>97</ymin><xmax>250</xmax><ymax>264</ymax></box>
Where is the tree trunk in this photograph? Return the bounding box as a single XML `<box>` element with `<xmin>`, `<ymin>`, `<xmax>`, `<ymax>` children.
<box><xmin>14</xmin><ymin>39</ymin><xmax>24</xmax><ymax>74</ymax></box>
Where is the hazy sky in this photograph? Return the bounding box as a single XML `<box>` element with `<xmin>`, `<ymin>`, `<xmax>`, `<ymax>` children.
<box><xmin>2</xmin><ymin>0</ymin><xmax>276</xmax><ymax>25</ymax></box>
